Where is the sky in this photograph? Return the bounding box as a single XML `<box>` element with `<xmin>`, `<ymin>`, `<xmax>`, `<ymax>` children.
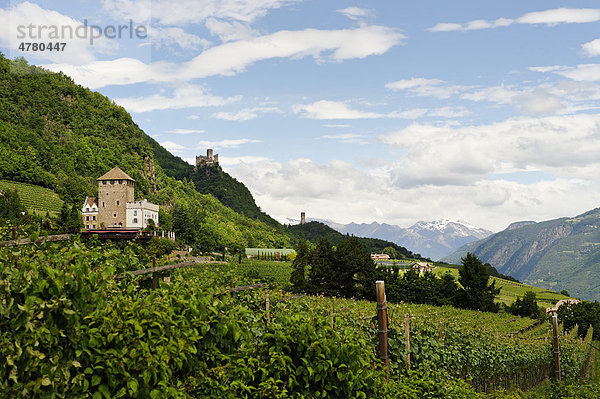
<box><xmin>2</xmin><ymin>1</ymin><xmax>600</xmax><ymax>231</ymax></box>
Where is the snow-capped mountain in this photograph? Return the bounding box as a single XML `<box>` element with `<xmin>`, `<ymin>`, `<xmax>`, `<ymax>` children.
<box><xmin>321</xmin><ymin>218</ymin><xmax>494</xmax><ymax>261</ymax></box>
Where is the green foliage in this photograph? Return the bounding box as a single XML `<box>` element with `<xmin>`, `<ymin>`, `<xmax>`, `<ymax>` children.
<box><xmin>383</xmin><ymin>246</ymin><xmax>398</xmax><ymax>259</ymax></box>
<box><xmin>456</xmin><ymin>253</ymin><xmax>500</xmax><ymax>312</ymax></box>
<box><xmin>381</xmin><ymin>269</ymin><xmax>459</xmax><ymax>307</ymax></box>
<box><xmin>506</xmin><ymin>291</ymin><xmax>542</xmax><ymax>319</ymax></box>
<box><xmin>287</xmin><ymin>221</ymin><xmax>423</xmax><ymax>260</ymax></box>
<box><xmin>557</xmin><ymin>301</ymin><xmax>600</xmax><ymax>340</ymax></box>
<box><xmin>0</xmin><ymin>188</ymin><xmax>25</xmax><ymax>222</ymax></box>
<box><xmin>290</xmin><ymin>240</ymin><xmax>309</xmax><ymax>292</ymax></box>
<box><xmin>303</xmin><ymin>236</ymin><xmax>377</xmax><ymax>300</ymax></box>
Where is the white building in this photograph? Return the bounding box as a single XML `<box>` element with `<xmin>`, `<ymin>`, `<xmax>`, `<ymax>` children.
<box><xmin>126</xmin><ymin>199</ymin><xmax>159</xmax><ymax>230</ymax></box>
<box><xmin>82</xmin><ymin>196</ymin><xmax>99</xmax><ymax>230</ymax></box>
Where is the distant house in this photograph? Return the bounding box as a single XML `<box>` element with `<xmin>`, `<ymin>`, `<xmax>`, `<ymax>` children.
<box><xmin>82</xmin><ymin>197</ymin><xmax>99</xmax><ymax>230</ymax></box>
<box><xmin>545</xmin><ymin>299</ymin><xmax>580</xmax><ymax>314</ymax></box>
<box><xmin>411</xmin><ymin>262</ymin><xmax>433</xmax><ymax>273</ymax></box>
<box><xmin>83</xmin><ymin>166</ymin><xmax>159</xmax><ymax>230</ymax></box>
<box><xmin>371</xmin><ymin>254</ymin><xmax>390</xmax><ymax>260</ymax></box>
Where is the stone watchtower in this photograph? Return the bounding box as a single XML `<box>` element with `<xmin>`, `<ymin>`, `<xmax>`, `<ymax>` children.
<box><xmin>96</xmin><ymin>166</ymin><xmax>135</xmax><ymax>228</ymax></box>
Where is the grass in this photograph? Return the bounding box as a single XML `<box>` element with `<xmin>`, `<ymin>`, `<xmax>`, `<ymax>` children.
<box><xmin>0</xmin><ymin>180</ymin><xmax>63</xmax><ymax>215</ymax></box>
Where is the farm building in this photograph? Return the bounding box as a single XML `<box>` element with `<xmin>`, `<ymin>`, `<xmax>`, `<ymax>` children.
<box><xmin>411</xmin><ymin>262</ymin><xmax>433</xmax><ymax>273</ymax></box>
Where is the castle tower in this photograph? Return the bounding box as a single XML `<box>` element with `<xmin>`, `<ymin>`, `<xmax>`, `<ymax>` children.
<box><xmin>207</xmin><ymin>148</ymin><xmax>213</xmax><ymax>161</ymax></box>
<box><xmin>96</xmin><ymin>166</ymin><xmax>135</xmax><ymax>228</ymax></box>
<box><xmin>301</xmin><ymin>212</ymin><xmax>306</xmax><ymax>225</ymax></box>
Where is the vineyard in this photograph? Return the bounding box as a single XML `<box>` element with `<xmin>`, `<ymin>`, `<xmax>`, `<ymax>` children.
<box><xmin>0</xmin><ymin>241</ymin><xmax>597</xmax><ymax>398</ymax></box>
<box><xmin>0</xmin><ymin>180</ymin><xmax>63</xmax><ymax>214</ymax></box>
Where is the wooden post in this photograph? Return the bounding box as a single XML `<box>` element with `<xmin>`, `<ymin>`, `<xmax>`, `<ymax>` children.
<box><xmin>375</xmin><ymin>281</ymin><xmax>390</xmax><ymax>380</ymax></box>
<box><xmin>152</xmin><ymin>256</ymin><xmax>158</xmax><ymax>289</ymax></box>
<box><xmin>266</xmin><ymin>294</ymin><xmax>270</xmax><ymax>326</ymax></box>
<box><xmin>552</xmin><ymin>314</ymin><xmax>561</xmax><ymax>381</ymax></box>
<box><xmin>404</xmin><ymin>313</ymin><xmax>411</xmax><ymax>370</ymax></box>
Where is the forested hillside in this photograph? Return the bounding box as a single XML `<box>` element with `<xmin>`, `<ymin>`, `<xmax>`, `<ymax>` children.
<box><xmin>443</xmin><ymin>208</ymin><xmax>600</xmax><ymax>301</ymax></box>
<box><xmin>287</xmin><ymin>221</ymin><xmax>425</xmax><ymax>259</ymax></box>
<box><xmin>0</xmin><ymin>54</ymin><xmax>287</xmax><ymax>248</ymax></box>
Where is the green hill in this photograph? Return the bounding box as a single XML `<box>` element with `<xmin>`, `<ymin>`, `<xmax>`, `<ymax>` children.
<box><xmin>286</xmin><ymin>221</ymin><xmax>425</xmax><ymax>259</ymax></box>
<box><xmin>442</xmin><ymin>208</ymin><xmax>600</xmax><ymax>301</ymax></box>
<box><xmin>0</xmin><ymin>179</ymin><xmax>63</xmax><ymax>214</ymax></box>
<box><xmin>0</xmin><ymin>54</ymin><xmax>287</xmax><ymax>248</ymax></box>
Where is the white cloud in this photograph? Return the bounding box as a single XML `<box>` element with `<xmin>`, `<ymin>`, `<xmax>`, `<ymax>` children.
<box><xmin>428</xmin><ymin>106</ymin><xmax>472</xmax><ymax>118</ymax></box>
<box><xmin>114</xmin><ymin>85</ymin><xmax>241</xmax><ymax>112</ymax></box>
<box><xmin>160</xmin><ymin>140</ymin><xmax>185</xmax><ymax>152</ymax></box>
<box><xmin>205</xmin><ymin>18</ymin><xmax>258</xmax><ymax>42</ymax></box>
<box><xmin>380</xmin><ymin>113</ymin><xmax>600</xmax><ymax>188</ymax></box>
<box><xmin>150</xmin><ymin>27</ymin><xmax>210</xmax><ymax>50</ymax></box>
<box><xmin>196</xmin><ymin>138</ymin><xmax>261</xmax><ymax>149</ymax></box>
<box><xmin>514</xmin><ymin>89</ymin><xmax>564</xmax><ymax>114</ymax></box>
<box><xmin>388</xmin><ymin>108</ymin><xmax>428</xmax><ymax>119</ymax></box>
<box><xmin>294</xmin><ymin>100</ymin><xmax>384</xmax><ymax>119</ymax></box>
<box><xmin>219</xmin><ymin>156</ymin><xmax>272</xmax><ymax>166</ymax></box>
<box><xmin>581</xmin><ymin>39</ymin><xmax>600</xmax><ymax>57</ymax></box>
<box><xmin>553</xmin><ymin>64</ymin><xmax>600</xmax><ymax>81</ymax></box>
<box><xmin>167</xmin><ymin>128</ymin><xmax>205</xmax><ymax>134</ymax></box>
<box><xmin>225</xmin><ymin>156</ymin><xmax>600</xmax><ymax>232</ymax></box>
<box><xmin>44</xmin><ymin>25</ymin><xmax>404</xmax><ymax>88</ymax></box>
<box><xmin>101</xmin><ymin>0</ymin><xmax>300</xmax><ymax>25</ymax></box>
<box><xmin>430</xmin><ymin>18</ymin><xmax>513</xmax><ymax>32</ymax></box>
<box><xmin>385</xmin><ymin>78</ymin><xmax>470</xmax><ymax>99</ymax></box>
<box><xmin>323</xmin><ymin>124</ymin><xmax>352</xmax><ymax>128</ymax></box>
<box><xmin>337</xmin><ymin>7</ymin><xmax>372</xmax><ymax>21</ymax></box>
<box><xmin>429</xmin><ymin>8</ymin><xmax>600</xmax><ymax>32</ymax></box>
<box><xmin>517</xmin><ymin>8</ymin><xmax>600</xmax><ymax>25</ymax></box>
<box><xmin>0</xmin><ymin>2</ymin><xmax>117</xmax><ymax>64</ymax></box>
<box><xmin>212</xmin><ymin>106</ymin><xmax>280</xmax><ymax>121</ymax></box>
<box><xmin>321</xmin><ymin>133</ymin><xmax>368</xmax><ymax>145</ymax></box>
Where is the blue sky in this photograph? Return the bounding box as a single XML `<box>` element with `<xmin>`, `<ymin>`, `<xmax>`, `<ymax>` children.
<box><xmin>2</xmin><ymin>0</ymin><xmax>600</xmax><ymax>231</ymax></box>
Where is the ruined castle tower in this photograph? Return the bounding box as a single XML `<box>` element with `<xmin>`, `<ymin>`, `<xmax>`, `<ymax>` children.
<box><xmin>301</xmin><ymin>212</ymin><xmax>306</xmax><ymax>225</ymax></box>
<box><xmin>195</xmin><ymin>148</ymin><xmax>219</xmax><ymax>169</ymax></box>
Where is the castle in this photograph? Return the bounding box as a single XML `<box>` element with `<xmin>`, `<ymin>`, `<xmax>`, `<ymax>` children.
<box><xmin>82</xmin><ymin>166</ymin><xmax>159</xmax><ymax>230</ymax></box>
<box><xmin>195</xmin><ymin>148</ymin><xmax>218</xmax><ymax>168</ymax></box>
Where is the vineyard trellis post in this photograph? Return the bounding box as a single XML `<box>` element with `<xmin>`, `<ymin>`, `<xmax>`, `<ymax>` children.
<box><xmin>152</xmin><ymin>256</ymin><xmax>157</xmax><ymax>289</ymax></box>
<box><xmin>552</xmin><ymin>314</ymin><xmax>561</xmax><ymax>381</ymax></box>
<box><xmin>266</xmin><ymin>294</ymin><xmax>270</xmax><ymax>326</ymax></box>
<box><xmin>375</xmin><ymin>281</ymin><xmax>390</xmax><ymax>381</ymax></box>
<box><xmin>404</xmin><ymin>314</ymin><xmax>411</xmax><ymax>370</ymax></box>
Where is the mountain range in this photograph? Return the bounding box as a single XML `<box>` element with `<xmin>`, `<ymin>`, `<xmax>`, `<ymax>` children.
<box><xmin>442</xmin><ymin>209</ymin><xmax>600</xmax><ymax>301</ymax></box>
<box><xmin>284</xmin><ymin>217</ymin><xmax>493</xmax><ymax>260</ymax></box>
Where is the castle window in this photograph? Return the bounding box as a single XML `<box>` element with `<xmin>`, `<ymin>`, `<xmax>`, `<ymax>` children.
<box><xmin>102</xmin><ymin>202</ymin><xmax>105</xmax><ymax>207</ymax></box>
<box><xmin>133</xmin><ymin>210</ymin><xmax>137</xmax><ymax>216</ymax></box>
<box><xmin>113</xmin><ymin>213</ymin><xmax>117</xmax><ymax>218</ymax></box>
<box><xmin>103</xmin><ymin>181</ymin><xmax>107</xmax><ymax>185</ymax></box>
<box><xmin>116</xmin><ymin>200</ymin><xmax>120</xmax><ymax>206</ymax></box>
<box><xmin>92</xmin><ymin>225</ymin><xmax>96</xmax><ymax>229</ymax></box>
<box><xmin>133</xmin><ymin>218</ymin><xmax>138</xmax><ymax>223</ymax></box>
<box><xmin>119</xmin><ymin>180</ymin><xmax>122</xmax><ymax>184</ymax></box>
<box><xmin>85</xmin><ymin>216</ymin><xmax>89</xmax><ymax>221</ymax></box>
<box><xmin>92</xmin><ymin>216</ymin><xmax>96</xmax><ymax>221</ymax></box>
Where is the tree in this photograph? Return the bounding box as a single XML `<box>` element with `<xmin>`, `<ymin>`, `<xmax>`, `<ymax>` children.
<box><xmin>507</xmin><ymin>291</ymin><xmax>541</xmax><ymax>318</ymax></box>
<box><xmin>290</xmin><ymin>240</ymin><xmax>310</xmax><ymax>292</ymax></box>
<box><xmin>0</xmin><ymin>189</ymin><xmax>25</xmax><ymax>222</ymax></box>
<box><xmin>334</xmin><ymin>236</ymin><xmax>377</xmax><ymax>299</ymax></box>
<box><xmin>557</xmin><ymin>300</ymin><xmax>600</xmax><ymax>340</ymax></box>
<box><xmin>382</xmin><ymin>246</ymin><xmax>398</xmax><ymax>259</ymax></box>
<box><xmin>307</xmin><ymin>237</ymin><xmax>335</xmax><ymax>295</ymax></box>
<box><xmin>456</xmin><ymin>253</ymin><xmax>500</xmax><ymax>312</ymax></box>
